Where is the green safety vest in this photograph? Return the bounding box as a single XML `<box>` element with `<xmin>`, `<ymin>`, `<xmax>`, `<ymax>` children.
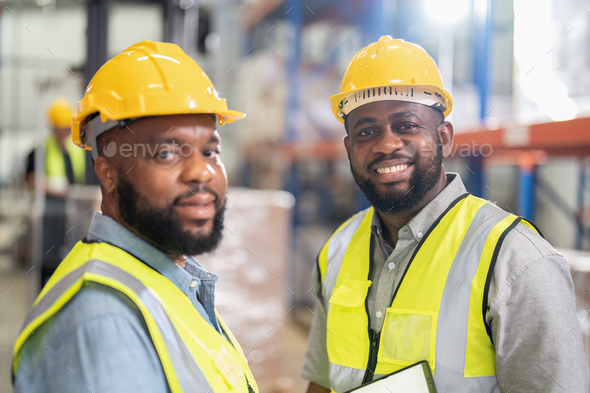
<box><xmin>318</xmin><ymin>194</ymin><xmax>539</xmax><ymax>393</ymax></box>
<box><xmin>45</xmin><ymin>135</ymin><xmax>86</xmax><ymax>190</ymax></box>
<box><xmin>13</xmin><ymin>241</ymin><xmax>259</xmax><ymax>393</ymax></box>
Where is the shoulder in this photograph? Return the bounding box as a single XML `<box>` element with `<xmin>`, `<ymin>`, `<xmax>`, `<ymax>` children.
<box><xmin>15</xmin><ymin>284</ymin><xmax>168</xmax><ymax>392</ymax></box>
<box><xmin>489</xmin><ymin>221</ymin><xmax>570</xmax><ymax>308</ymax></box>
<box><xmin>17</xmin><ymin>283</ymin><xmax>148</xmax><ymax>371</ymax></box>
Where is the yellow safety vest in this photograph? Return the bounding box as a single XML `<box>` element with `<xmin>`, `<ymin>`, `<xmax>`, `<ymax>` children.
<box><xmin>13</xmin><ymin>241</ymin><xmax>259</xmax><ymax>393</ymax></box>
<box><xmin>318</xmin><ymin>194</ymin><xmax>539</xmax><ymax>393</ymax></box>
<box><xmin>45</xmin><ymin>135</ymin><xmax>86</xmax><ymax>190</ymax></box>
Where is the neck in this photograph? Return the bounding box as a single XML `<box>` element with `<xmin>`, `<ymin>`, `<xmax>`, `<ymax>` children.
<box><xmin>100</xmin><ymin>197</ymin><xmax>186</xmax><ymax>268</ymax></box>
<box><xmin>377</xmin><ymin>169</ymin><xmax>448</xmax><ymax>247</ymax></box>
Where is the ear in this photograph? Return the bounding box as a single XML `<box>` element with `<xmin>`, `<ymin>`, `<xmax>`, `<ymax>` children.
<box><xmin>343</xmin><ymin>135</ymin><xmax>351</xmax><ymax>163</ymax></box>
<box><xmin>94</xmin><ymin>156</ymin><xmax>118</xmax><ymax>194</ymax></box>
<box><xmin>438</xmin><ymin>121</ymin><xmax>454</xmax><ymax>158</ymax></box>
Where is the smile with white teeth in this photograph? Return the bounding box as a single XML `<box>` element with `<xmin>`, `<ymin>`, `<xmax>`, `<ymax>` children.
<box><xmin>376</xmin><ymin>164</ymin><xmax>409</xmax><ymax>174</ymax></box>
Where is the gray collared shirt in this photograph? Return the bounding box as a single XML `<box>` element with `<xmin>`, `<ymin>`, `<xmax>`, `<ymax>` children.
<box><xmin>302</xmin><ymin>173</ymin><xmax>589</xmax><ymax>392</ymax></box>
<box><xmin>15</xmin><ymin>212</ymin><xmax>222</xmax><ymax>392</ymax></box>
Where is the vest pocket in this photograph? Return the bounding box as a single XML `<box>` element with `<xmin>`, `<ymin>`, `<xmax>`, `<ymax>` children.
<box><xmin>327</xmin><ymin>279</ymin><xmax>372</xmax><ymax>368</ymax></box>
<box><xmin>377</xmin><ymin>308</ymin><xmax>437</xmax><ymax>370</ymax></box>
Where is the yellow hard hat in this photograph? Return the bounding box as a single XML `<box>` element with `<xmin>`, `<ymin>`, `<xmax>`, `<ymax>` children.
<box><xmin>330</xmin><ymin>36</ymin><xmax>453</xmax><ymax>123</ymax></box>
<box><xmin>72</xmin><ymin>40</ymin><xmax>245</xmax><ymax>151</ymax></box>
<box><xmin>48</xmin><ymin>98</ymin><xmax>75</xmax><ymax>129</ymax></box>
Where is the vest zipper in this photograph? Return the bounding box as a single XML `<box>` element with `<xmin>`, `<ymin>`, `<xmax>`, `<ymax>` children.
<box><xmin>362</xmin><ymin>329</ymin><xmax>380</xmax><ymax>384</ymax></box>
<box><xmin>362</xmin><ymin>235</ymin><xmax>378</xmax><ymax>384</ymax></box>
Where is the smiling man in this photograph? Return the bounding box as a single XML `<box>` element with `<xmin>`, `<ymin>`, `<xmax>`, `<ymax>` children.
<box><xmin>301</xmin><ymin>36</ymin><xmax>588</xmax><ymax>393</ymax></box>
<box><xmin>12</xmin><ymin>41</ymin><xmax>258</xmax><ymax>393</ymax></box>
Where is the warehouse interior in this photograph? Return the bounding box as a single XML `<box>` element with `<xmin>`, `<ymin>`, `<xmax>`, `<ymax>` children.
<box><xmin>1</xmin><ymin>0</ymin><xmax>589</xmax><ymax>391</ymax></box>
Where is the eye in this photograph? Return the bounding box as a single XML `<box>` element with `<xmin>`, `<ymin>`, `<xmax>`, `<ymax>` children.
<box><xmin>156</xmin><ymin>149</ymin><xmax>179</xmax><ymax>162</ymax></box>
<box><xmin>204</xmin><ymin>149</ymin><xmax>220</xmax><ymax>157</ymax></box>
<box><xmin>358</xmin><ymin>128</ymin><xmax>376</xmax><ymax>137</ymax></box>
<box><xmin>399</xmin><ymin>124</ymin><xmax>417</xmax><ymax>131</ymax></box>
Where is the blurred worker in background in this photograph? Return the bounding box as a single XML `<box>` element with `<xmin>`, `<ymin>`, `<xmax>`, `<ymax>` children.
<box><xmin>25</xmin><ymin>98</ymin><xmax>87</xmax><ymax>285</ymax></box>
<box><xmin>25</xmin><ymin>98</ymin><xmax>86</xmax><ymax>196</ymax></box>
<box><xmin>13</xmin><ymin>41</ymin><xmax>258</xmax><ymax>393</ymax></box>
<box><xmin>302</xmin><ymin>36</ymin><xmax>588</xmax><ymax>393</ymax></box>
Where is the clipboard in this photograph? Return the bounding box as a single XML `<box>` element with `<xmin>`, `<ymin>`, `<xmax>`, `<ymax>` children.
<box><xmin>344</xmin><ymin>361</ymin><xmax>437</xmax><ymax>393</ymax></box>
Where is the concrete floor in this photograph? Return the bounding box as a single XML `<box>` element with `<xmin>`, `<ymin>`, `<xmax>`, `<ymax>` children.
<box><xmin>0</xmin><ymin>267</ymin><xmax>312</xmax><ymax>393</ymax></box>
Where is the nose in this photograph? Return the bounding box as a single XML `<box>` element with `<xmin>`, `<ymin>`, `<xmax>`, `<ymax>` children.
<box><xmin>372</xmin><ymin>129</ymin><xmax>404</xmax><ymax>155</ymax></box>
<box><xmin>179</xmin><ymin>149</ymin><xmax>214</xmax><ymax>184</ymax></box>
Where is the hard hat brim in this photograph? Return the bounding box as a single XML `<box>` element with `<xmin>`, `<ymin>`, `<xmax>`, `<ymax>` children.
<box><xmin>330</xmin><ymin>84</ymin><xmax>453</xmax><ymax>124</ymax></box>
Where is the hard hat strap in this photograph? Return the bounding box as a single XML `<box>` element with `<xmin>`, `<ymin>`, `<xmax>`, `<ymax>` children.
<box><xmin>339</xmin><ymin>86</ymin><xmax>446</xmax><ymax>118</ymax></box>
<box><xmin>82</xmin><ymin>114</ymin><xmax>143</xmax><ymax>160</ymax></box>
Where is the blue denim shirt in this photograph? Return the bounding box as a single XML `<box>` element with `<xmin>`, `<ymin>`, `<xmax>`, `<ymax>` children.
<box><xmin>14</xmin><ymin>212</ymin><xmax>222</xmax><ymax>392</ymax></box>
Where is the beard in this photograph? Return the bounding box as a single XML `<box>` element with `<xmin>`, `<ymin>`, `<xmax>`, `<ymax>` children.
<box><xmin>351</xmin><ymin>144</ymin><xmax>443</xmax><ymax>215</ymax></box>
<box><xmin>117</xmin><ymin>177</ymin><xmax>226</xmax><ymax>256</ymax></box>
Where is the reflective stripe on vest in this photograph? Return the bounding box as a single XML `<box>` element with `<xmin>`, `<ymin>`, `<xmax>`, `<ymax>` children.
<box><xmin>318</xmin><ymin>194</ymin><xmax>537</xmax><ymax>393</ymax></box>
<box><xmin>45</xmin><ymin>135</ymin><xmax>86</xmax><ymax>188</ymax></box>
<box><xmin>13</xmin><ymin>241</ymin><xmax>258</xmax><ymax>393</ymax></box>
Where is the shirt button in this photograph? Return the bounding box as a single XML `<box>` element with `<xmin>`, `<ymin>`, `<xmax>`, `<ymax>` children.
<box><xmin>376</xmin><ymin>311</ymin><xmax>383</xmax><ymax>318</ymax></box>
<box><xmin>190</xmin><ymin>280</ymin><xmax>198</xmax><ymax>288</ymax></box>
<box><xmin>417</xmin><ymin>231</ymin><xmax>423</xmax><ymax>238</ymax></box>
<box><xmin>388</xmin><ymin>262</ymin><xmax>395</xmax><ymax>270</ymax></box>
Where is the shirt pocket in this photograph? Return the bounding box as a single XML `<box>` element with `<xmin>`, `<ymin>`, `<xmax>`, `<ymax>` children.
<box><xmin>377</xmin><ymin>308</ymin><xmax>437</xmax><ymax>370</ymax></box>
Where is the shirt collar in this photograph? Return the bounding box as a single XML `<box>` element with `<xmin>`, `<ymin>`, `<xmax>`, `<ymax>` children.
<box><xmin>371</xmin><ymin>172</ymin><xmax>467</xmax><ymax>243</ymax></box>
<box><xmin>86</xmin><ymin>212</ymin><xmax>219</xmax><ymax>291</ymax></box>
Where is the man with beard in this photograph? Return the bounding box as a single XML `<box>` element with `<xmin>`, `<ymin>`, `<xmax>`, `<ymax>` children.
<box><xmin>12</xmin><ymin>41</ymin><xmax>258</xmax><ymax>393</ymax></box>
<box><xmin>301</xmin><ymin>36</ymin><xmax>588</xmax><ymax>393</ymax></box>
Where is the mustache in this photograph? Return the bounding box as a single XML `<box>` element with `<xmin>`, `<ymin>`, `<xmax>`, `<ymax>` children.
<box><xmin>367</xmin><ymin>152</ymin><xmax>414</xmax><ymax>172</ymax></box>
<box><xmin>173</xmin><ymin>184</ymin><xmax>221</xmax><ymax>206</ymax></box>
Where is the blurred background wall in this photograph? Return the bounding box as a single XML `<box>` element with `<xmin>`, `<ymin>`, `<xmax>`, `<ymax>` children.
<box><xmin>0</xmin><ymin>0</ymin><xmax>589</xmax><ymax>392</ymax></box>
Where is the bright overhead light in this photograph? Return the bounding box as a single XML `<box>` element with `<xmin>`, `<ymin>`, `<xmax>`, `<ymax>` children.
<box><xmin>423</xmin><ymin>0</ymin><xmax>470</xmax><ymax>24</ymax></box>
